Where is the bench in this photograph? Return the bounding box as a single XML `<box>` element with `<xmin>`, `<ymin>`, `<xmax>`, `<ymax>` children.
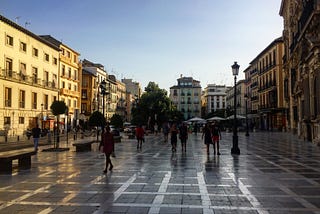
<box><xmin>73</xmin><ymin>140</ymin><xmax>96</xmax><ymax>152</ymax></box>
<box><xmin>0</xmin><ymin>149</ymin><xmax>37</xmax><ymax>173</ymax></box>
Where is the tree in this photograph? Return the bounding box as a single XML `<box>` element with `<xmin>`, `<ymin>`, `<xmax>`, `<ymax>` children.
<box><xmin>88</xmin><ymin>111</ymin><xmax>106</xmax><ymax>142</ymax></box>
<box><xmin>88</xmin><ymin>111</ymin><xmax>106</xmax><ymax>128</ymax></box>
<box><xmin>131</xmin><ymin>81</ymin><xmax>182</xmax><ymax>128</ymax></box>
<box><xmin>110</xmin><ymin>114</ymin><xmax>123</xmax><ymax>128</ymax></box>
<box><xmin>50</xmin><ymin>100</ymin><xmax>67</xmax><ymax>148</ymax></box>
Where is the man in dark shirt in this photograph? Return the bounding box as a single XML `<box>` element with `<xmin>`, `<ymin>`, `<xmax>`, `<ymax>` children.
<box><xmin>211</xmin><ymin>121</ymin><xmax>222</xmax><ymax>155</ymax></box>
<box><xmin>32</xmin><ymin>124</ymin><xmax>41</xmax><ymax>152</ymax></box>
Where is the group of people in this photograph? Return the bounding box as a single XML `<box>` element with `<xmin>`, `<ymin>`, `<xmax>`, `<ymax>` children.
<box><xmin>202</xmin><ymin>121</ymin><xmax>222</xmax><ymax>155</ymax></box>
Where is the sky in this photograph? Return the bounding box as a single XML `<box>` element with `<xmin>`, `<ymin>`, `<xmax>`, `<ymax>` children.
<box><xmin>1</xmin><ymin>0</ymin><xmax>283</xmax><ymax>92</ymax></box>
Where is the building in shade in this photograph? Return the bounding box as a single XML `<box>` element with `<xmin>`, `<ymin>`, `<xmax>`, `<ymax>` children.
<box><xmin>280</xmin><ymin>0</ymin><xmax>320</xmax><ymax>143</ymax></box>
<box><xmin>170</xmin><ymin>75</ymin><xmax>202</xmax><ymax>120</ymax></box>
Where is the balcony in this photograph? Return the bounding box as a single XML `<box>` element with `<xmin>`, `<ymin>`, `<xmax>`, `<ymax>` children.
<box><xmin>60</xmin><ymin>88</ymin><xmax>80</xmax><ymax>97</ymax></box>
<box><xmin>0</xmin><ymin>69</ymin><xmax>58</xmax><ymax>90</ymax></box>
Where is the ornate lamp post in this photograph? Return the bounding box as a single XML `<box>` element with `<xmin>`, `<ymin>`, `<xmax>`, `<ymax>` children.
<box><xmin>231</xmin><ymin>62</ymin><xmax>240</xmax><ymax>155</ymax></box>
<box><xmin>244</xmin><ymin>94</ymin><xmax>249</xmax><ymax>136</ymax></box>
<box><xmin>100</xmin><ymin>79</ymin><xmax>107</xmax><ymax>119</ymax></box>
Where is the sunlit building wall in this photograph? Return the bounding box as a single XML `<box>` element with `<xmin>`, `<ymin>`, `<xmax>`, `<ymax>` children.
<box><xmin>0</xmin><ymin>15</ymin><xmax>60</xmax><ymax>137</ymax></box>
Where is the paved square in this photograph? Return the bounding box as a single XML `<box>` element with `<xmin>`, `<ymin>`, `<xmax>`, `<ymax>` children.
<box><xmin>0</xmin><ymin>132</ymin><xmax>320</xmax><ymax>213</ymax></box>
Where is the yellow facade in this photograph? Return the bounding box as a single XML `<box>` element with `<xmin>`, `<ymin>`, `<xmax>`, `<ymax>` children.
<box><xmin>246</xmin><ymin>37</ymin><xmax>285</xmax><ymax>130</ymax></box>
<box><xmin>0</xmin><ymin>15</ymin><xmax>60</xmax><ymax>137</ymax></box>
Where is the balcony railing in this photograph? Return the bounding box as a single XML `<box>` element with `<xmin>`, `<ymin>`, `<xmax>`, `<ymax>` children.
<box><xmin>0</xmin><ymin>69</ymin><xmax>58</xmax><ymax>90</ymax></box>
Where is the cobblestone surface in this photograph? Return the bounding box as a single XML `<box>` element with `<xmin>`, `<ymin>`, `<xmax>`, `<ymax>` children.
<box><xmin>0</xmin><ymin>132</ymin><xmax>320</xmax><ymax>213</ymax></box>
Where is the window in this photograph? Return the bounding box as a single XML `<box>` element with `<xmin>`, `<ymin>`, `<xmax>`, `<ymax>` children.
<box><xmin>32</xmin><ymin>92</ymin><xmax>37</xmax><ymax>109</ymax></box>
<box><xmin>19</xmin><ymin>117</ymin><xmax>25</xmax><ymax>124</ymax></box>
<box><xmin>68</xmin><ymin>83</ymin><xmax>71</xmax><ymax>90</ymax></box>
<box><xmin>20</xmin><ymin>41</ymin><xmax>27</xmax><ymax>52</ymax></box>
<box><xmin>68</xmin><ymin>99</ymin><xmax>71</xmax><ymax>106</ymax></box>
<box><xmin>74</xmin><ymin>100</ymin><xmax>77</xmax><ymax>108</ymax></box>
<box><xmin>20</xmin><ymin>62</ymin><xmax>26</xmax><ymax>80</ymax></box>
<box><xmin>62</xmin><ymin>81</ymin><xmax>65</xmax><ymax>88</ymax></box>
<box><xmin>73</xmin><ymin>55</ymin><xmax>77</xmax><ymax>63</ymax></box>
<box><xmin>74</xmin><ymin>69</ymin><xmax>78</xmax><ymax>80</ymax></box>
<box><xmin>74</xmin><ymin>85</ymin><xmax>77</xmax><ymax>91</ymax></box>
<box><xmin>44</xmin><ymin>94</ymin><xmax>48</xmax><ymax>109</ymax></box>
<box><xmin>53</xmin><ymin>57</ymin><xmax>58</xmax><ymax>65</ymax></box>
<box><xmin>6</xmin><ymin>35</ymin><xmax>13</xmax><ymax>46</ymax></box>
<box><xmin>32</xmin><ymin>67</ymin><xmax>38</xmax><ymax>84</ymax></box>
<box><xmin>67</xmin><ymin>51</ymin><xmax>71</xmax><ymax>58</ymax></box>
<box><xmin>4</xmin><ymin>117</ymin><xmax>10</xmax><ymax>125</ymax></box>
<box><xmin>53</xmin><ymin>74</ymin><xmax>57</xmax><ymax>88</ymax></box>
<box><xmin>5</xmin><ymin>87</ymin><xmax>12</xmax><ymax>107</ymax></box>
<box><xmin>5</xmin><ymin>58</ymin><xmax>13</xmax><ymax>77</ymax></box>
<box><xmin>68</xmin><ymin>68</ymin><xmax>71</xmax><ymax>78</ymax></box>
<box><xmin>44</xmin><ymin>71</ymin><xmax>49</xmax><ymax>86</ymax></box>
<box><xmin>62</xmin><ymin>65</ymin><xmax>65</xmax><ymax>76</ymax></box>
<box><xmin>44</xmin><ymin>53</ymin><xmax>49</xmax><ymax>62</ymax></box>
<box><xmin>82</xmin><ymin>90</ymin><xmax>87</xmax><ymax>99</ymax></box>
<box><xmin>32</xmin><ymin>47</ymin><xmax>38</xmax><ymax>57</ymax></box>
<box><xmin>19</xmin><ymin>90</ymin><xmax>25</xmax><ymax>108</ymax></box>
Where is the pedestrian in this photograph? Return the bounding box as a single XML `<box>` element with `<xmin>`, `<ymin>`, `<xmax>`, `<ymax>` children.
<box><xmin>170</xmin><ymin>123</ymin><xmax>178</xmax><ymax>152</ymax></box>
<box><xmin>162</xmin><ymin>122</ymin><xmax>169</xmax><ymax>142</ymax></box>
<box><xmin>211</xmin><ymin>121</ymin><xmax>222</xmax><ymax>155</ymax></box>
<box><xmin>100</xmin><ymin>125</ymin><xmax>114</xmax><ymax>173</ymax></box>
<box><xmin>135</xmin><ymin>124</ymin><xmax>145</xmax><ymax>150</ymax></box>
<box><xmin>179</xmin><ymin>122</ymin><xmax>188</xmax><ymax>152</ymax></box>
<box><xmin>202</xmin><ymin>123</ymin><xmax>212</xmax><ymax>155</ymax></box>
<box><xmin>32</xmin><ymin>124</ymin><xmax>41</xmax><ymax>152</ymax></box>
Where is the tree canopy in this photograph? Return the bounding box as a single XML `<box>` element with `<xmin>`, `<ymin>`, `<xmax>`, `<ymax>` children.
<box><xmin>50</xmin><ymin>100</ymin><xmax>67</xmax><ymax>116</ymax></box>
<box><xmin>88</xmin><ymin>111</ymin><xmax>106</xmax><ymax>128</ymax></box>
<box><xmin>131</xmin><ymin>82</ymin><xmax>183</xmax><ymax>126</ymax></box>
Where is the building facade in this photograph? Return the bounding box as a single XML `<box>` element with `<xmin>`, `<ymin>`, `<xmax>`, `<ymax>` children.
<box><xmin>169</xmin><ymin>76</ymin><xmax>201</xmax><ymax>120</ymax></box>
<box><xmin>244</xmin><ymin>37</ymin><xmax>286</xmax><ymax>131</ymax></box>
<box><xmin>280</xmin><ymin>0</ymin><xmax>320</xmax><ymax>142</ymax></box>
<box><xmin>0</xmin><ymin>15</ymin><xmax>60</xmax><ymax>137</ymax></box>
<box><xmin>40</xmin><ymin>35</ymin><xmax>81</xmax><ymax>129</ymax></box>
<box><xmin>226</xmin><ymin>80</ymin><xmax>246</xmax><ymax>116</ymax></box>
<box><xmin>202</xmin><ymin>84</ymin><xmax>230</xmax><ymax>116</ymax></box>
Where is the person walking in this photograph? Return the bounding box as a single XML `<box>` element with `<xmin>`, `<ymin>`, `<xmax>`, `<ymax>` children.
<box><xmin>179</xmin><ymin>122</ymin><xmax>188</xmax><ymax>152</ymax></box>
<box><xmin>202</xmin><ymin>123</ymin><xmax>212</xmax><ymax>155</ymax></box>
<box><xmin>100</xmin><ymin>125</ymin><xmax>114</xmax><ymax>173</ymax></box>
<box><xmin>170</xmin><ymin>123</ymin><xmax>178</xmax><ymax>152</ymax></box>
<box><xmin>135</xmin><ymin>125</ymin><xmax>145</xmax><ymax>150</ymax></box>
<box><xmin>32</xmin><ymin>124</ymin><xmax>41</xmax><ymax>152</ymax></box>
<box><xmin>162</xmin><ymin>122</ymin><xmax>169</xmax><ymax>142</ymax></box>
<box><xmin>211</xmin><ymin>121</ymin><xmax>222</xmax><ymax>155</ymax></box>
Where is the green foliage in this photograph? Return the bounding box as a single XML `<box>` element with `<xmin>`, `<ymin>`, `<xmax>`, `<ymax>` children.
<box><xmin>110</xmin><ymin>114</ymin><xmax>123</xmax><ymax>128</ymax></box>
<box><xmin>131</xmin><ymin>81</ymin><xmax>183</xmax><ymax>126</ymax></box>
<box><xmin>50</xmin><ymin>101</ymin><xmax>67</xmax><ymax>116</ymax></box>
<box><xmin>88</xmin><ymin>111</ymin><xmax>106</xmax><ymax>127</ymax></box>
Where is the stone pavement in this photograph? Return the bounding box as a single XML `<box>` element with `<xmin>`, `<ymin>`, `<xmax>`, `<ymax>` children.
<box><xmin>0</xmin><ymin>131</ymin><xmax>320</xmax><ymax>214</ymax></box>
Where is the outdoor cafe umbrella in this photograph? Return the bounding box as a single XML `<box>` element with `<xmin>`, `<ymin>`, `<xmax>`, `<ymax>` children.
<box><xmin>207</xmin><ymin>116</ymin><xmax>226</xmax><ymax>121</ymax></box>
<box><xmin>187</xmin><ymin>117</ymin><xmax>205</xmax><ymax>123</ymax></box>
<box><xmin>226</xmin><ymin>115</ymin><xmax>246</xmax><ymax>120</ymax></box>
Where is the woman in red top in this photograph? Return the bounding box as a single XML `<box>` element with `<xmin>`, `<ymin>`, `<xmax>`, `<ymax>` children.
<box><xmin>101</xmin><ymin>126</ymin><xmax>114</xmax><ymax>173</ymax></box>
<box><xmin>136</xmin><ymin>125</ymin><xmax>145</xmax><ymax>150</ymax></box>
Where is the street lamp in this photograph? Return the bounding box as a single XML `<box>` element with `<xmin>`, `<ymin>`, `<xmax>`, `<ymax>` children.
<box><xmin>231</xmin><ymin>62</ymin><xmax>240</xmax><ymax>155</ymax></box>
<box><xmin>244</xmin><ymin>94</ymin><xmax>249</xmax><ymax>136</ymax></box>
<box><xmin>100</xmin><ymin>79</ymin><xmax>107</xmax><ymax>119</ymax></box>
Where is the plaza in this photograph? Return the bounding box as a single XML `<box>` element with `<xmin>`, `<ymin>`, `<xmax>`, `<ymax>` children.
<box><xmin>0</xmin><ymin>132</ymin><xmax>320</xmax><ymax>214</ymax></box>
